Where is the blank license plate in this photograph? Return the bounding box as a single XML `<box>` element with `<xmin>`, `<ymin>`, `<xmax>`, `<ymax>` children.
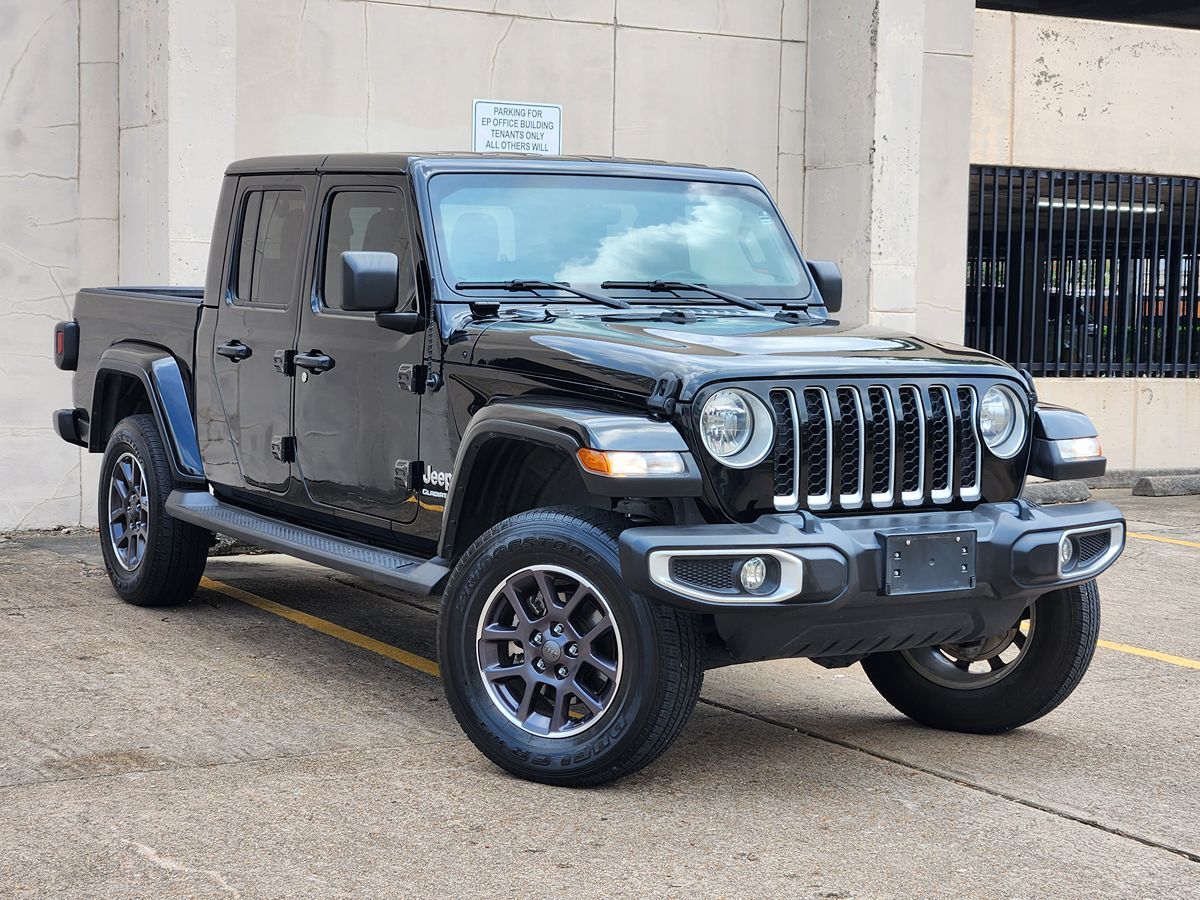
<box><xmin>884</xmin><ymin>530</ymin><xmax>977</xmax><ymax>596</ymax></box>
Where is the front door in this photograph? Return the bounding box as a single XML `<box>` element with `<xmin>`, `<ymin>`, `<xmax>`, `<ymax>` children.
<box><xmin>291</xmin><ymin>175</ymin><xmax>424</xmax><ymax>524</ymax></box>
<box><xmin>211</xmin><ymin>176</ymin><xmax>314</xmax><ymax>492</ymax></box>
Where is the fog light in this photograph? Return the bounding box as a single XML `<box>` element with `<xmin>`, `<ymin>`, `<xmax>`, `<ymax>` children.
<box><xmin>740</xmin><ymin>556</ymin><xmax>767</xmax><ymax>592</ymax></box>
<box><xmin>1059</xmin><ymin>535</ymin><xmax>1075</xmax><ymax>569</ymax></box>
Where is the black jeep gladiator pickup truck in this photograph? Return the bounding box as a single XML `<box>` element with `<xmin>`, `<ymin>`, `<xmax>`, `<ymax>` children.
<box><xmin>53</xmin><ymin>153</ymin><xmax>1125</xmax><ymax>786</ymax></box>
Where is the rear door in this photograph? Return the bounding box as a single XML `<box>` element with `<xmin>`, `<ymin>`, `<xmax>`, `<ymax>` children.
<box><xmin>212</xmin><ymin>175</ymin><xmax>315</xmax><ymax>492</ymax></box>
<box><xmin>291</xmin><ymin>174</ymin><xmax>424</xmax><ymax>524</ymax></box>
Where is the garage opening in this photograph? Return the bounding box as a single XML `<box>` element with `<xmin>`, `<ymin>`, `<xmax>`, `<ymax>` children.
<box><xmin>965</xmin><ymin>166</ymin><xmax>1200</xmax><ymax>377</ymax></box>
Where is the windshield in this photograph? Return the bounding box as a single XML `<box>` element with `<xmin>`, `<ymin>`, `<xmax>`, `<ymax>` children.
<box><xmin>428</xmin><ymin>173</ymin><xmax>811</xmax><ymax>302</ymax></box>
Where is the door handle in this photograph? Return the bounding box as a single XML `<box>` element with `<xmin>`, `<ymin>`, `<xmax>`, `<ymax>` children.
<box><xmin>216</xmin><ymin>340</ymin><xmax>252</xmax><ymax>362</ymax></box>
<box><xmin>293</xmin><ymin>350</ymin><xmax>335</xmax><ymax>374</ymax></box>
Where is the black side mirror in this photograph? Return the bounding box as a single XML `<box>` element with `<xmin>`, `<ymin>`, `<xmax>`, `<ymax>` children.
<box><xmin>807</xmin><ymin>260</ymin><xmax>842</xmax><ymax>313</ymax></box>
<box><xmin>341</xmin><ymin>251</ymin><xmax>398</xmax><ymax>312</ymax></box>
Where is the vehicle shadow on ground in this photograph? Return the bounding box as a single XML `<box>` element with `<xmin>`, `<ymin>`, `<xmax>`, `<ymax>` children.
<box><xmin>171</xmin><ymin>562</ymin><xmax>1077</xmax><ymax>780</ymax></box>
<box><xmin>30</xmin><ymin>548</ymin><xmax>1110</xmax><ymax>787</ymax></box>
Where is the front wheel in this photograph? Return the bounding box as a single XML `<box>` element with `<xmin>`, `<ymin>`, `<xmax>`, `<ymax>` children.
<box><xmin>438</xmin><ymin>506</ymin><xmax>704</xmax><ymax>786</ymax></box>
<box><xmin>861</xmin><ymin>581</ymin><xmax>1100</xmax><ymax>733</ymax></box>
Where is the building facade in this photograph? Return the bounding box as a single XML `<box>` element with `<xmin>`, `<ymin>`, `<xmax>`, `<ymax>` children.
<box><xmin>0</xmin><ymin>0</ymin><xmax>1194</xmax><ymax>529</ymax></box>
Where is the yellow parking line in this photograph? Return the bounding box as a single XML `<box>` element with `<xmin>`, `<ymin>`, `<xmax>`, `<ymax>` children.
<box><xmin>199</xmin><ymin>576</ymin><xmax>440</xmax><ymax>677</ymax></box>
<box><xmin>1128</xmin><ymin>531</ymin><xmax>1200</xmax><ymax>550</ymax></box>
<box><xmin>1097</xmin><ymin>639</ymin><xmax>1200</xmax><ymax>671</ymax></box>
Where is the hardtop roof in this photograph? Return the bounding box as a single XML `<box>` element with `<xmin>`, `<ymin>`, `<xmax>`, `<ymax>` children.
<box><xmin>224</xmin><ymin>152</ymin><xmax>761</xmax><ymax>185</ymax></box>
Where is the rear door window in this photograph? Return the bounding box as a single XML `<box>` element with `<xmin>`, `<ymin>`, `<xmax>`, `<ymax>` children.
<box><xmin>234</xmin><ymin>190</ymin><xmax>306</xmax><ymax>305</ymax></box>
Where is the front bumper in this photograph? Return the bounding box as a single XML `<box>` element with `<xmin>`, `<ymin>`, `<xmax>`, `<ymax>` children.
<box><xmin>619</xmin><ymin>499</ymin><xmax>1125</xmax><ymax>664</ymax></box>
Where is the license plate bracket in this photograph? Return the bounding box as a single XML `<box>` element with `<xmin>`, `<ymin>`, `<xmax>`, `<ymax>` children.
<box><xmin>883</xmin><ymin>530</ymin><xmax>977</xmax><ymax>596</ymax></box>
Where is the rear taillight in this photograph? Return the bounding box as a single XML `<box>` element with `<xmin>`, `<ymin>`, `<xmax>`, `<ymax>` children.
<box><xmin>54</xmin><ymin>321</ymin><xmax>79</xmax><ymax>370</ymax></box>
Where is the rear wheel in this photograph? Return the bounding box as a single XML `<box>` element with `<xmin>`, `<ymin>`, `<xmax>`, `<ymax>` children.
<box><xmin>438</xmin><ymin>506</ymin><xmax>704</xmax><ymax>786</ymax></box>
<box><xmin>98</xmin><ymin>414</ymin><xmax>211</xmax><ymax>607</ymax></box>
<box><xmin>861</xmin><ymin>581</ymin><xmax>1100</xmax><ymax>733</ymax></box>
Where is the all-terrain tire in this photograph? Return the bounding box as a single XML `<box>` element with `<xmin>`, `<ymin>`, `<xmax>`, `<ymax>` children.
<box><xmin>861</xmin><ymin>581</ymin><xmax>1101</xmax><ymax>733</ymax></box>
<box><xmin>98</xmin><ymin>414</ymin><xmax>211</xmax><ymax>607</ymax></box>
<box><xmin>438</xmin><ymin>506</ymin><xmax>704</xmax><ymax>786</ymax></box>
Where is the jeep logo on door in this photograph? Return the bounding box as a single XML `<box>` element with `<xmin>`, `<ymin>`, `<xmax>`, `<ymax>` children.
<box><xmin>422</xmin><ymin>467</ymin><xmax>452</xmax><ymax>499</ymax></box>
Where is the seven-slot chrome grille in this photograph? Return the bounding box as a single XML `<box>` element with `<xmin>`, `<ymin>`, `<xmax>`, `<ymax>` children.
<box><xmin>768</xmin><ymin>383</ymin><xmax>983</xmax><ymax>512</ymax></box>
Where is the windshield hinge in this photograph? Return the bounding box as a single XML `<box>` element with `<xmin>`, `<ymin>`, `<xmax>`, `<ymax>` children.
<box><xmin>774</xmin><ymin>306</ymin><xmax>811</xmax><ymax>323</ymax></box>
<box><xmin>647</xmin><ymin>374</ymin><xmax>681</xmax><ymax>418</ymax></box>
<box><xmin>398</xmin><ymin>363</ymin><xmax>429</xmax><ymax>394</ymax></box>
<box><xmin>469</xmin><ymin>301</ymin><xmax>500</xmax><ymax>320</ymax></box>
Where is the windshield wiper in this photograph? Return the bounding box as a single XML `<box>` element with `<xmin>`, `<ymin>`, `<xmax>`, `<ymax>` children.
<box><xmin>601</xmin><ymin>280</ymin><xmax>768</xmax><ymax>312</ymax></box>
<box><xmin>455</xmin><ymin>279</ymin><xmax>630</xmax><ymax>309</ymax></box>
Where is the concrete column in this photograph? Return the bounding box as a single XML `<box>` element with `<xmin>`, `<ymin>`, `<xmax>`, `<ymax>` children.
<box><xmin>803</xmin><ymin>0</ymin><xmax>974</xmax><ymax>340</ymax></box>
<box><xmin>118</xmin><ymin>0</ymin><xmax>235</xmax><ymax>284</ymax></box>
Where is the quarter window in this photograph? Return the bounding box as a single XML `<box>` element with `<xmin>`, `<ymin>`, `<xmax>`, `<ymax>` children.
<box><xmin>234</xmin><ymin>190</ymin><xmax>306</xmax><ymax>305</ymax></box>
<box><xmin>322</xmin><ymin>190</ymin><xmax>413</xmax><ymax>310</ymax></box>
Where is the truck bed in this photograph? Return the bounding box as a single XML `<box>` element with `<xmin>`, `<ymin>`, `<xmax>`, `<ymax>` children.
<box><xmin>71</xmin><ymin>286</ymin><xmax>206</xmax><ymax>415</ymax></box>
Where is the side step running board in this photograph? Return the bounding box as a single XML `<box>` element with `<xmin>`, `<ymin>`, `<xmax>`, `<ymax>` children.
<box><xmin>167</xmin><ymin>490</ymin><xmax>450</xmax><ymax>596</ymax></box>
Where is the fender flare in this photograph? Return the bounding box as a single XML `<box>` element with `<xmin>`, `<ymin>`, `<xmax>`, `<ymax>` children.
<box><xmin>91</xmin><ymin>344</ymin><xmax>206</xmax><ymax>483</ymax></box>
<box><xmin>438</xmin><ymin>399</ymin><xmax>702</xmax><ymax>559</ymax></box>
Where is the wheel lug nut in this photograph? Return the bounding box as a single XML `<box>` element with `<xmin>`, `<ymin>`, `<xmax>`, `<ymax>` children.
<box><xmin>531</xmin><ymin>632</ymin><xmax>544</xmax><ymax>646</ymax></box>
<box><xmin>551</xmin><ymin>623</ymin><xmax>565</xmax><ymax>636</ymax></box>
<box><xmin>566</xmin><ymin>643</ymin><xmax>579</xmax><ymax>657</ymax></box>
<box><xmin>534</xmin><ymin>658</ymin><xmax>547</xmax><ymax>672</ymax></box>
<box><xmin>556</xmin><ymin>666</ymin><xmax>568</xmax><ymax>678</ymax></box>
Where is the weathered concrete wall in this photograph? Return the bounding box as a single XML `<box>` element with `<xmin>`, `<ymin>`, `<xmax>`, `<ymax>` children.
<box><xmin>973</xmin><ymin>9</ymin><xmax>1200</xmax><ymax>177</ymax></box>
<box><xmin>0</xmin><ymin>1</ymin><xmax>85</xmax><ymax>529</ymax></box>
<box><xmin>972</xmin><ymin>9</ymin><xmax>1200</xmax><ymax>471</ymax></box>
<box><xmin>234</xmin><ymin>0</ymin><xmax>809</xmax><ymax>227</ymax></box>
<box><xmin>1036</xmin><ymin>378</ymin><xmax>1199</xmax><ymax>471</ymax></box>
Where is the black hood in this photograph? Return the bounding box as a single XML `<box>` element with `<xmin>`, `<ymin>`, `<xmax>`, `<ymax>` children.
<box><xmin>464</xmin><ymin>310</ymin><xmax>1015</xmax><ymax>400</ymax></box>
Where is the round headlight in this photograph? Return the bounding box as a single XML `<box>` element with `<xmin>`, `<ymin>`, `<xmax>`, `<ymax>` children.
<box><xmin>700</xmin><ymin>389</ymin><xmax>753</xmax><ymax>458</ymax></box>
<box><xmin>699</xmin><ymin>389</ymin><xmax>774</xmax><ymax>468</ymax></box>
<box><xmin>978</xmin><ymin>385</ymin><xmax>1026</xmax><ymax>458</ymax></box>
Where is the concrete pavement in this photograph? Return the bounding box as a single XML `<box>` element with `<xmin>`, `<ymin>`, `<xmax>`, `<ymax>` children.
<box><xmin>1</xmin><ymin>490</ymin><xmax>1197</xmax><ymax>897</ymax></box>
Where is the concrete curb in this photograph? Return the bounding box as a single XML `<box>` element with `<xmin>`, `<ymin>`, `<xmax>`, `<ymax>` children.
<box><xmin>1022</xmin><ymin>481</ymin><xmax>1092</xmax><ymax>504</ymax></box>
<box><xmin>1132</xmin><ymin>475</ymin><xmax>1200</xmax><ymax>497</ymax></box>
<box><xmin>1085</xmin><ymin>468</ymin><xmax>1200</xmax><ymax>489</ymax></box>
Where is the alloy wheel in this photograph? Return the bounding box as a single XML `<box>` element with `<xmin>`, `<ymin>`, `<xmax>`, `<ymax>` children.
<box><xmin>108</xmin><ymin>452</ymin><xmax>151</xmax><ymax>571</ymax></box>
<box><xmin>475</xmin><ymin>564</ymin><xmax>623</xmax><ymax>738</ymax></box>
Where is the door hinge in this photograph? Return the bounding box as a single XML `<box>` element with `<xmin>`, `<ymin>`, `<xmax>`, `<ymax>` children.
<box><xmin>647</xmin><ymin>374</ymin><xmax>681</xmax><ymax>417</ymax></box>
<box><xmin>271</xmin><ymin>435</ymin><xmax>296</xmax><ymax>462</ymax></box>
<box><xmin>273</xmin><ymin>349</ymin><xmax>296</xmax><ymax>376</ymax></box>
<box><xmin>394</xmin><ymin>459</ymin><xmax>423</xmax><ymax>493</ymax></box>
<box><xmin>398</xmin><ymin>363</ymin><xmax>429</xmax><ymax>394</ymax></box>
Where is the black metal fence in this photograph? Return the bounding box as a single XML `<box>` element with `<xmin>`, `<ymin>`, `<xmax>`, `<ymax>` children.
<box><xmin>965</xmin><ymin>166</ymin><xmax>1200</xmax><ymax>377</ymax></box>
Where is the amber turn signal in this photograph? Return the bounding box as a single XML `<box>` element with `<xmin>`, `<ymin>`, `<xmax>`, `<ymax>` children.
<box><xmin>576</xmin><ymin>448</ymin><xmax>687</xmax><ymax>477</ymax></box>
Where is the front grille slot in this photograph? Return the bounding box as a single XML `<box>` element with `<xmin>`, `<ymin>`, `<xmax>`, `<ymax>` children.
<box><xmin>770</xmin><ymin>380</ymin><xmax>991</xmax><ymax>513</ymax></box>
<box><xmin>866</xmin><ymin>387</ymin><xmax>895</xmax><ymax>506</ymax></box>
<box><xmin>800</xmin><ymin>388</ymin><xmax>833</xmax><ymax>510</ymax></box>
<box><xmin>956</xmin><ymin>387</ymin><xmax>981</xmax><ymax>500</ymax></box>
<box><xmin>770</xmin><ymin>389</ymin><xmax>798</xmax><ymax>510</ymax></box>
<box><xmin>897</xmin><ymin>387</ymin><xmax>924</xmax><ymax>504</ymax></box>
<box><xmin>928</xmin><ymin>386</ymin><xmax>954</xmax><ymax>504</ymax></box>
<box><xmin>835</xmin><ymin>388</ymin><xmax>865</xmax><ymax>508</ymax></box>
